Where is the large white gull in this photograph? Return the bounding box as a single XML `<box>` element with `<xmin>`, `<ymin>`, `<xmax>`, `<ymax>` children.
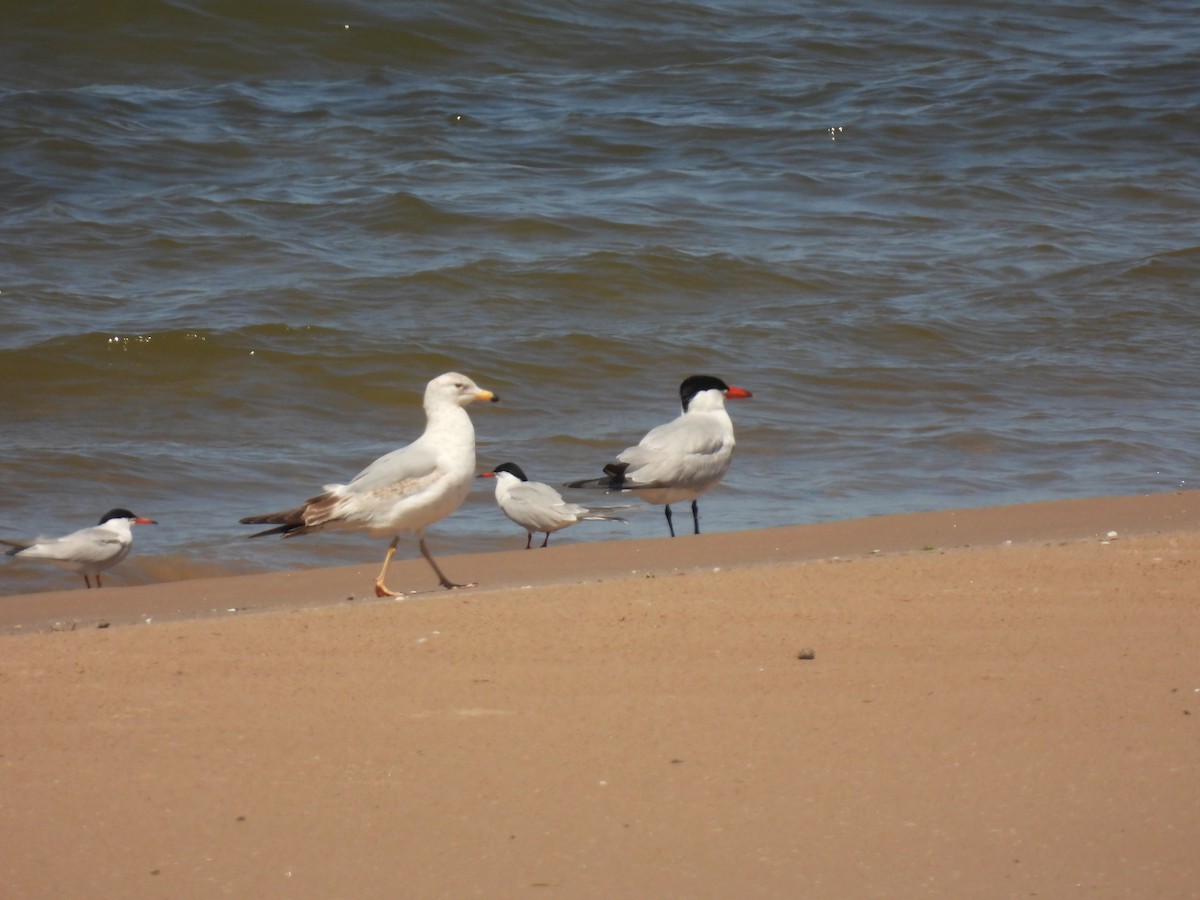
<box><xmin>240</xmin><ymin>372</ymin><xmax>499</xmax><ymax>597</ymax></box>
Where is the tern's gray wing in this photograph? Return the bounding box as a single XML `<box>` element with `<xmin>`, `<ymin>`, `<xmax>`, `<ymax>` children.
<box><xmin>18</xmin><ymin>526</ymin><xmax>127</xmax><ymax>565</ymax></box>
<box><xmin>509</xmin><ymin>479</ymin><xmax>568</xmax><ymax>508</ymax></box>
<box><xmin>504</xmin><ymin>480</ymin><xmax>581</xmax><ymax>531</ymax></box>
<box><xmin>618</xmin><ymin>414</ymin><xmax>730</xmax><ymax>485</ymax></box>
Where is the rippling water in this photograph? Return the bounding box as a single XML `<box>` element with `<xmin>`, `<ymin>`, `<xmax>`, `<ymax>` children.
<box><xmin>3</xmin><ymin>1</ymin><xmax>1198</xmax><ymax>593</ymax></box>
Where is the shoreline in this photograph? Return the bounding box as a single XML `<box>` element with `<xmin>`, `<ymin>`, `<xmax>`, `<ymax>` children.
<box><xmin>3</xmin><ymin>489</ymin><xmax>1197</xmax><ymax>635</ymax></box>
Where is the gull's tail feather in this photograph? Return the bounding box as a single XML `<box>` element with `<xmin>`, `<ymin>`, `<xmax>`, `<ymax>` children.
<box><xmin>238</xmin><ymin>509</ymin><xmax>307</xmax><ymax>539</ymax></box>
<box><xmin>240</xmin><ymin>489</ymin><xmax>344</xmax><ymax>539</ymax></box>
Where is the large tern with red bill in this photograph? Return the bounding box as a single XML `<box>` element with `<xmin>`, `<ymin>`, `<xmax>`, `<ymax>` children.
<box><xmin>566</xmin><ymin>375</ymin><xmax>752</xmax><ymax>537</ymax></box>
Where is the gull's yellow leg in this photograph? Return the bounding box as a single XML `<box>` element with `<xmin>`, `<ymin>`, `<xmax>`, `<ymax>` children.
<box><xmin>374</xmin><ymin>536</ymin><xmax>402</xmax><ymax>598</ymax></box>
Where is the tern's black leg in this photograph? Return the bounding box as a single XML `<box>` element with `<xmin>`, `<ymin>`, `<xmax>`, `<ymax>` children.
<box><xmin>664</xmin><ymin>504</ymin><xmax>676</xmax><ymax>537</ymax></box>
<box><xmin>541</xmin><ymin>533</ymin><xmax>550</xmax><ymax>548</ymax></box>
<box><xmin>691</xmin><ymin>500</ymin><xmax>701</xmax><ymax>534</ymax></box>
<box><xmin>524</xmin><ymin>532</ymin><xmax>532</xmax><ymax>550</ymax></box>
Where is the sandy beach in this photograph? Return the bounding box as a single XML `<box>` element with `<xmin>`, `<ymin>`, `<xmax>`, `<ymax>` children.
<box><xmin>2</xmin><ymin>491</ymin><xmax>1198</xmax><ymax>898</ymax></box>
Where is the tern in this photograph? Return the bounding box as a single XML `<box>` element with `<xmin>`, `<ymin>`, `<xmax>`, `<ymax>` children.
<box><xmin>566</xmin><ymin>374</ymin><xmax>752</xmax><ymax>537</ymax></box>
<box><xmin>240</xmin><ymin>372</ymin><xmax>499</xmax><ymax>597</ymax></box>
<box><xmin>2</xmin><ymin>508</ymin><xmax>158</xmax><ymax>588</ymax></box>
<box><xmin>480</xmin><ymin>462</ymin><xmax>626</xmax><ymax>548</ymax></box>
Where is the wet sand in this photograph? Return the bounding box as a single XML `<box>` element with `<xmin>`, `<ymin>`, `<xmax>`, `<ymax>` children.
<box><xmin>3</xmin><ymin>491</ymin><xmax>1198</xmax><ymax>898</ymax></box>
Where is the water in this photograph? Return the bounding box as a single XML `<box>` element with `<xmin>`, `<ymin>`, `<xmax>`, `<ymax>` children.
<box><xmin>2</xmin><ymin>0</ymin><xmax>1198</xmax><ymax>594</ymax></box>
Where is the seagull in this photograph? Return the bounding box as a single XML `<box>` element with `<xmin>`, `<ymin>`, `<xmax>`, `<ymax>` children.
<box><xmin>239</xmin><ymin>372</ymin><xmax>499</xmax><ymax>598</ymax></box>
<box><xmin>480</xmin><ymin>462</ymin><xmax>626</xmax><ymax>549</ymax></box>
<box><xmin>566</xmin><ymin>374</ymin><xmax>752</xmax><ymax>537</ymax></box>
<box><xmin>2</xmin><ymin>508</ymin><xmax>158</xmax><ymax>588</ymax></box>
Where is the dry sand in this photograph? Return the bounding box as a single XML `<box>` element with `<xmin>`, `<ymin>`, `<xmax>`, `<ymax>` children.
<box><xmin>2</xmin><ymin>491</ymin><xmax>1198</xmax><ymax>898</ymax></box>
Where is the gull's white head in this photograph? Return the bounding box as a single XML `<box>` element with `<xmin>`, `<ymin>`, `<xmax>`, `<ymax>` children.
<box><xmin>426</xmin><ymin>372</ymin><xmax>500</xmax><ymax>408</ymax></box>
